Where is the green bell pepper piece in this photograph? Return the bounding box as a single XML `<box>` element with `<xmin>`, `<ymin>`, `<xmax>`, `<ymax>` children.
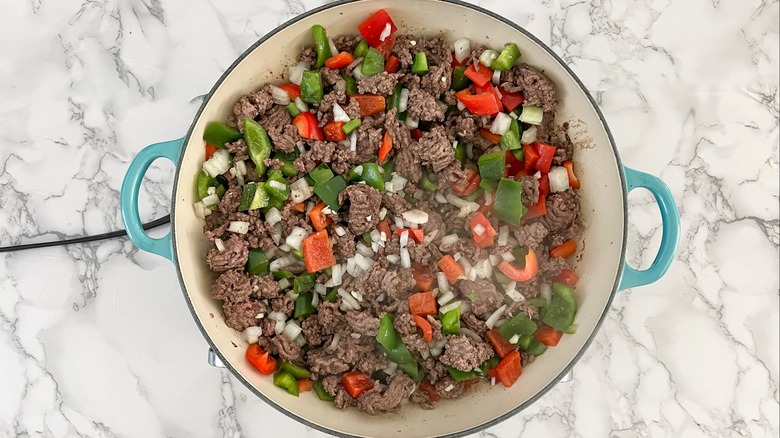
<box><xmin>479</xmin><ymin>177</ymin><xmax>497</xmax><ymax>193</ymax></box>
<box><xmin>441</xmin><ymin>307</ymin><xmax>461</xmax><ymax>335</ymax></box>
<box><xmin>280</xmin><ymin>361</ymin><xmax>311</xmax><ymax>380</ymax></box>
<box><xmin>542</xmin><ymin>282</ymin><xmax>577</xmax><ymax>331</ymax></box>
<box><xmin>500</xmin><ymin>129</ymin><xmax>521</xmax><ymax>151</ymax></box>
<box><xmin>353</xmin><ymin>39</ymin><xmax>369</xmax><ymax>59</ymax></box>
<box><xmin>314</xmin><ymin>176</ymin><xmax>347</xmax><ymax>210</ymax></box>
<box><xmin>564</xmin><ymin>323</ymin><xmax>578</xmax><ymax>335</ymax></box>
<box><xmin>264</xmin><ymin>170</ymin><xmax>290</xmax><ymax>201</ymax></box>
<box><xmin>311</xmin><ymin>24</ymin><xmax>332</xmax><ymax>69</ymax></box>
<box><xmin>420</xmin><ymin>172</ymin><xmax>438</xmax><ymax>192</ymax></box>
<box><xmin>293</xmin><ymin>273</ymin><xmax>317</xmax><ymax>294</ymax></box>
<box><xmin>361</xmin><ymin>232</ymin><xmax>372</xmax><ymax>245</ymax></box>
<box><xmin>292</xmin><ymin>248</ymin><xmax>304</xmax><ymax>260</ymax></box>
<box><xmin>382</xmin><ymin>161</ymin><xmax>395</xmax><ymax>182</ymax></box>
<box><xmin>310</xmin><ymin>163</ymin><xmax>335</xmax><ymax>186</ymax></box>
<box><xmin>325</xmin><ymin>287</ymin><xmax>339</xmax><ymax>303</ymax></box>
<box><xmin>263</xmin><ymin>196</ymin><xmax>285</xmax><ymax>214</ymax></box>
<box><xmin>446</xmin><ymin>366</ymin><xmax>480</xmax><ymax>381</ymax></box>
<box><xmin>464</xmin><ymin>188</ymin><xmax>484</xmax><ymax>202</ymax></box>
<box><xmin>490</xmin><ymin>42</ymin><xmax>521</xmax><ymax>71</ymax></box>
<box><xmin>397</xmin><ymin>361</ymin><xmax>423</xmax><ymax>381</ymax></box>
<box><xmin>300</xmin><ymin>70</ymin><xmax>324</xmax><ymax>104</ymax></box>
<box><xmin>247</xmin><ymin>249</ymin><xmax>269</xmax><ymax>276</ymax></box>
<box><xmin>512</xmin><ymin>246</ymin><xmax>529</xmax><ymax>266</ymax></box>
<box><xmin>342</xmin><ymin>118</ymin><xmax>361</xmax><ymax>134</ymax></box>
<box><xmin>294</xmin><ymin>292</ymin><xmax>316</xmax><ymax>319</ymax></box>
<box><xmin>525</xmin><ymin>338</ymin><xmax>548</xmax><ymax>356</ymax></box>
<box><xmin>498</xmin><ymin>313</ymin><xmax>537</xmax><ymax>341</ymax></box>
<box><xmin>314</xmin><ymin>380</ymin><xmax>335</xmax><ymax>402</ymax></box>
<box><xmin>361</xmin><ymin>48</ymin><xmax>385</xmax><ymax>77</ymax></box>
<box><xmin>243</xmin><ymin>118</ymin><xmax>272</xmax><ymax>175</ymax></box>
<box><xmin>511</xmin><ymin>147</ymin><xmax>525</xmax><ymax>162</ymax></box>
<box><xmin>287</xmin><ymin>102</ymin><xmax>301</xmax><ymax>117</ymax></box>
<box><xmin>357</xmin><ymin>163</ymin><xmax>384</xmax><ymax>190</ymax></box>
<box><xmin>273</xmin><ymin>370</ymin><xmax>299</xmax><ymax>396</ymax></box>
<box><xmin>203</xmin><ymin>121</ymin><xmax>242</xmax><ymax>148</ymax></box>
<box><xmin>451</xmin><ymin>66</ymin><xmax>470</xmax><ymax>91</ymax></box>
<box><xmin>483</xmin><ymin>355</ymin><xmax>500</xmax><ymax>371</ymax></box>
<box><xmin>411</xmin><ymin>52</ymin><xmax>428</xmax><ymax>75</ymax></box>
<box><xmin>238</xmin><ymin>183</ymin><xmax>269</xmax><ymax>211</ymax></box>
<box><xmin>493</xmin><ymin>270</ymin><xmax>512</xmax><ymax>285</ymax></box>
<box><xmin>273</xmin><ymin>270</ymin><xmax>295</xmax><ymax>280</ymax></box>
<box><xmin>528</xmin><ymin>297</ymin><xmax>548</xmax><ymax>309</ymax></box>
<box><xmin>478</xmin><ymin>151</ymin><xmax>505</xmax><ymax>180</ymax></box>
<box><xmin>376</xmin><ymin>314</ymin><xmax>401</xmax><ymax>351</ymax></box>
<box><xmin>342</xmin><ymin>72</ymin><xmax>359</xmax><ymax>96</ymax></box>
<box><xmin>387</xmin><ymin>83</ymin><xmax>403</xmax><ymax>111</ymax></box>
<box><xmin>385</xmin><ymin>343</ymin><xmax>416</xmax><ymax>365</ymax></box>
<box><xmin>517</xmin><ymin>334</ymin><xmax>533</xmax><ymax>350</ymax></box>
<box><xmin>197</xmin><ymin>171</ymin><xmax>226</xmax><ymax>207</ymax></box>
<box><xmin>493</xmin><ymin>178</ymin><xmax>527</xmax><ymax>225</ymax></box>
<box><xmin>454</xmin><ymin>142</ymin><xmax>467</xmax><ymax>164</ymax></box>
<box><xmin>274</xmin><ymin>150</ymin><xmax>299</xmax><ymax>177</ymax></box>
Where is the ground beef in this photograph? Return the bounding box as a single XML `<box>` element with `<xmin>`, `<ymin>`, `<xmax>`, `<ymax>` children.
<box><xmin>330</xmin><ymin>145</ymin><xmax>359</xmax><ymax>175</ymax></box>
<box><xmin>461</xmin><ymin>312</ymin><xmax>487</xmax><ymax>336</ymax></box>
<box><xmin>552</xmin><ymin>124</ymin><xmax>575</xmax><ymax>165</ymax></box>
<box><xmin>413</xmin><ymin>126</ymin><xmax>454</xmax><ymax>172</ymax></box>
<box><xmin>223</xmin><ymin>301</ymin><xmax>261</xmax><ymax>331</ymax></box>
<box><xmin>271</xmin><ymin>334</ymin><xmax>304</xmax><ymax>364</ymax></box>
<box><xmin>218</xmin><ymin>187</ymin><xmax>242</xmax><ymax>216</ymax></box>
<box><xmin>335</xmin><ymin>334</ymin><xmax>374</xmax><ymax>365</ymax></box>
<box><xmin>228</xmin><ymin>212</ymin><xmax>274</xmax><ymax>250</ymax></box>
<box><xmin>542</xmin><ymin>189</ymin><xmax>578</xmax><ymax>232</ymax></box>
<box><xmin>434</xmin><ymin>376</ymin><xmax>465</xmax><ymax>399</ymax></box>
<box><xmin>513</xmin><ymin>221</ymin><xmax>549</xmax><ymax>251</ymax></box>
<box><xmin>298</xmin><ymin>45</ymin><xmax>316</xmax><ymax>64</ymax></box>
<box><xmin>519</xmin><ymin>175</ymin><xmax>540</xmax><ymax>205</ymax></box>
<box><xmin>263</xmin><ymin>158</ymin><xmax>284</xmax><ymax>171</ymax></box>
<box><xmin>382</xmin><ymin>192</ymin><xmax>411</xmax><ymax>216</ymax></box>
<box><xmin>355</xmin><ymin>125</ymin><xmax>383</xmax><ymax>163</ymax></box>
<box><xmin>233</xmin><ymin>88</ymin><xmax>274</xmax><ymax>124</ymax></box>
<box><xmin>334</xmin><ymin>35</ymin><xmax>361</xmax><ymax>53</ymax></box>
<box><xmin>302</xmin><ymin>316</ymin><xmax>325</xmax><ymax>346</ymax></box>
<box><xmin>410</xmin><ymin>389</ymin><xmax>435</xmax><ymax>410</ymax></box>
<box><xmin>295</xmin><ymin>140</ymin><xmax>337</xmax><ymax>173</ymax></box>
<box><xmin>330</xmin><ymin>223</ymin><xmax>356</xmax><ymax>259</ymax></box>
<box><xmin>261</xmin><ymin>318</ymin><xmax>276</xmax><ymax>337</ymax></box>
<box><xmin>250</xmin><ymin>274</ymin><xmax>279</xmax><ymax>299</ymax></box>
<box><xmin>449</xmin><ymin>239</ymin><xmax>487</xmax><ymax>263</ymax></box>
<box><xmin>268</xmin><ymin>124</ymin><xmax>300</xmax><ymax>153</ymax></box>
<box><xmin>356</xmin><ymin>349</ymin><xmax>388</xmax><ymax>374</ymax></box>
<box><xmin>344</xmin><ymin>56</ymin><xmax>364</xmax><ymax>74</ymax></box>
<box><xmin>317</xmin><ymin>300</ymin><xmax>344</xmax><ymax>333</ymax></box>
<box><xmin>506</xmin><ymin>296</ymin><xmax>539</xmax><ymax>321</ymax></box>
<box><xmin>417</xmin><ymin>202</ymin><xmax>446</xmax><ymax>244</ymax></box>
<box><xmin>306</xmin><ymin>347</ymin><xmax>351</xmax><ymax>376</ymax></box>
<box><xmin>502</xmin><ymin>64</ymin><xmax>557</xmax><ymax>112</ymax></box>
<box><xmin>320</xmin><ymin>67</ymin><xmax>344</xmax><ymax>88</ymax></box>
<box><xmin>436</xmin><ymin>162</ymin><xmax>468</xmax><ymax>190</ymax></box>
<box><xmin>353</xmin><ymin>258</ymin><xmax>416</xmax><ymax>303</ymax></box>
<box><xmin>458</xmin><ymin>279</ymin><xmax>503</xmax><ymax>319</ymax></box>
<box><xmin>420</xmin><ymin>64</ymin><xmax>452</xmax><ymax>97</ymax></box>
<box><xmin>317</xmin><ymin>89</ymin><xmax>347</xmax><ymax>125</ymax></box>
<box><xmin>339</xmin><ymin>184</ymin><xmax>382</xmax><ymax>235</ymax></box>
<box><xmin>444</xmin><ymin>114</ymin><xmax>479</xmax><ymax>142</ymax></box>
<box><xmin>226</xmin><ymin>138</ymin><xmax>248</xmax><ymax>161</ymax></box>
<box><xmin>420</xmin><ymin>357</ymin><xmax>448</xmax><ymax>384</ymax></box>
<box><xmin>399</xmin><ymin>72</ymin><xmax>421</xmax><ymax>90</ymax></box>
<box><xmin>279</xmin><ymin>202</ymin><xmax>313</xmax><ymax>236</ymax></box>
<box><xmin>393</xmin><ymin>312</ymin><xmax>416</xmax><ymax>336</ymax></box>
<box><xmin>346</xmin><ymin>311</ymin><xmax>380</xmax><ymax>336</ymax></box>
<box><xmin>357</xmin><ymin>72</ymin><xmax>402</xmax><ymax>95</ymax></box>
<box><xmin>549</xmin><ymin>222</ymin><xmax>582</xmax><ymax>248</ymax></box>
<box><xmin>402</xmin><ymin>333</ymin><xmax>430</xmax><ymax>358</ymax></box>
<box><xmin>539</xmin><ymin>250</ymin><xmax>570</xmax><ymax>277</ymax></box>
<box><xmin>406</xmin><ymin>241</ymin><xmax>433</xmax><ymax>266</ymax></box>
<box><xmin>406</xmin><ymin>89</ymin><xmax>445</xmax><ymax>122</ymax></box>
<box><xmin>211</xmin><ymin>269</ymin><xmax>251</xmax><ymax>303</ymax></box>
<box><xmin>393</xmin><ymin>34</ymin><xmax>451</xmax><ymax>69</ymax></box>
<box><xmin>206</xmin><ymin>235</ymin><xmax>248</xmax><ymax>272</ymax></box>
<box><xmin>271</xmin><ymin>295</ymin><xmax>294</xmax><ymax>316</ymax></box>
<box><xmin>438</xmin><ymin>335</ymin><xmax>494</xmax><ymax>372</ymax></box>
<box><xmin>357</xmin><ymin>372</ymin><xmax>415</xmax><ymax>415</ymax></box>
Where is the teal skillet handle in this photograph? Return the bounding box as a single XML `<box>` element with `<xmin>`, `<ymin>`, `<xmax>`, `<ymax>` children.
<box><xmin>618</xmin><ymin>167</ymin><xmax>680</xmax><ymax>290</ymax></box>
<box><xmin>120</xmin><ymin>138</ymin><xmax>184</xmax><ymax>262</ymax></box>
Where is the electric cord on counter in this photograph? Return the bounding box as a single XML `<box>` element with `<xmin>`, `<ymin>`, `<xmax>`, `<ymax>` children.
<box><xmin>0</xmin><ymin>216</ymin><xmax>171</xmax><ymax>253</ymax></box>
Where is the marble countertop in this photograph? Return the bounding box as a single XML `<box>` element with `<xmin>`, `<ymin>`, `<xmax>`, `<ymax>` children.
<box><xmin>1</xmin><ymin>0</ymin><xmax>778</xmax><ymax>436</ymax></box>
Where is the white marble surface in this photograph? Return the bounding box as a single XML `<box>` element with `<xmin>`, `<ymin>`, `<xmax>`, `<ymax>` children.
<box><xmin>0</xmin><ymin>0</ymin><xmax>778</xmax><ymax>436</ymax></box>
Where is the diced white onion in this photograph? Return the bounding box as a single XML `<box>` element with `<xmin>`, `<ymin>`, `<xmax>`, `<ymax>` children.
<box><xmin>445</xmin><ymin>194</ymin><xmax>480</xmax><ymax>214</ymax></box>
<box><xmin>269</xmin><ymin>84</ymin><xmax>291</xmax><ymax>106</ymax></box>
<box><xmin>439</xmin><ymin>300</ymin><xmax>462</xmax><ymax>315</ymax></box>
<box><xmin>268</xmin><ymin>180</ymin><xmax>286</xmax><ymax>191</ymax></box>
<box><xmin>349</xmin><ymin>132</ymin><xmax>357</xmax><ymax>152</ymax></box>
<box><xmin>290</xmin><ymin>178</ymin><xmax>313</xmax><ymax>203</ymax></box>
<box><xmin>453</xmin><ymin>252</ymin><xmax>462</xmax><ymax>261</ymax></box>
<box><xmin>521</xmin><ymin>126</ymin><xmax>538</xmax><ymax>144</ymax></box>
<box><xmin>268</xmin><ymin>311</ymin><xmax>287</xmax><ymax>323</ymax></box>
<box><xmin>437</xmin><ymin>272</ymin><xmax>449</xmax><ymax>294</ymax></box>
<box><xmin>328</xmin><ymin>36</ymin><xmax>339</xmax><ymax>57</ymax></box>
<box><xmin>334</xmin><ymin>226</ymin><xmax>346</xmax><ymax>237</ymax></box>
<box><xmin>193</xmin><ymin>201</ymin><xmax>209</xmax><ymax>219</ymax></box>
<box><xmin>508</xmin><ymin>334</ymin><xmax>520</xmax><ymax>345</ymax></box>
<box><xmin>460</xmin><ymin>327</ymin><xmax>482</xmax><ymax>342</ymax></box>
<box><xmin>311</xmin><ymin>292</ymin><xmax>319</xmax><ymax>307</ymax></box>
<box><xmin>479</xmin><ymin>49</ymin><xmax>499</xmax><ymax>67</ymax></box>
<box><xmin>386</xmin><ymin>254</ymin><xmax>400</xmax><ymax>264</ymax></box>
<box><xmin>498</xmin><ymin>226</ymin><xmax>509</xmax><ymax>246</ymax></box>
<box><xmin>244</xmin><ymin>326</ymin><xmax>262</xmax><ymax>344</ymax></box>
<box><xmin>458</xmin><ymin>257</ymin><xmax>473</xmax><ymax>274</ymax></box>
<box><xmin>441</xmin><ymin>234</ymin><xmax>459</xmax><ymax>246</ymax></box>
<box><xmin>274</xmin><ymin>319</ymin><xmax>286</xmax><ymax>335</ymax></box>
<box><xmin>289</xmin><ymin>62</ymin><xmax>309</xmax><ymax>85</ymax></box>
<box><xmin>338</xmin><ymin>288</ymin><xmax>360</xmax><ymax>310</ymax></box>
<box><xmin>398</xmin><ymin>88</ymin><xmax>410</xmax><ymax>113</ymax></box>
<box><xmin>383</xmin><ymin>361</ymin><xmax>398</xmax><ymax>375</ymax></box>
<box><xmin>331</xmin><ymin>264</ymin><xmax>343</xmax><ymax>286</ymax></box>
<box><xmin>457</xmin><ymin>100</ymin><xmax>466</xmax><ymax>111</ymax></box>
<box><xmin>282</xmin><ymin>320</ymin><xmax>302</xmax><ymax>341</ymax></box>
<box><xmin>356</xmin><ymin>244</ymin><xmax>374</xmax><ymax>259</ymax></box>
<box><xmin>285</xmin><ymin>226</ymin><xmax>309</xmax><ymax>250</ymax></box>
<box><xmin>278</xmin><ymin>278</ymin><xmax>290</xmax><ymax>290</ymax></box>
<box><xmin>399</xmin><ymin>230</ymin><xmax>409</xmax><ymax>248</ymax></box>
<box><xmin>549</xmin><ymin>166</ymin><xmax>570</xmax><ymax>193</ymax></box>
<box><xmin>228</xmin><ymin>221</ymin><xmax>249</xmax><ymax>234</ymax></box>
<box><xmin>422</xmin><ymin>229</ymin><xmax>438</xmax><ymax>247</ymax></box>
<box><xmin>351</xmin><ymin>290</ymin><xmax>363</xmax><ymax>302</ymax></box>
<box><xmin>505</xmin><ymin>281</ymin><xmax>525</xmax><ymax>302</ymax></box>
<box><xmin>391</xmin><ymin>173</ymin><xmax>408</xmax><ymax>192</ymax></box>
<box><xmin>489</xmin><ymin>254</ymin><xmax>501</xmax><ymax>266</ymax></box>
<box><xmin>485</xmin><ymin>304</ymin><xmax>507</xmax><ymax>329</ymax></box>
<box><xmin>475</xmin><ymin>259</ymin><xmax>493</xmax><ymax>278</ymax></box>
<box><xmin>326</xmin><ymin>333</ymin><xmax>341</xmax><ymax>352</ymax></box>
<box><xmin>333</xmin><ymin>103</ymin><xmax>350</xmax><ymax>123</ymax></box>
<box><xmin>501</xmin><ymin>252</ymin><xmax>515</xmax><ymax>262</ymax></box>
<box><xmin>473</xmin><ymin>224</ymin><xmax>486</xmax><ymax>236</ymax></box>
<box><xmin>270</xmin><ymin>255</ymin><xmax>297</xmax><ymax>271</ymax></box>
<box><xmin>352</xmin><ymin>62</ymin><xmax>365</xmax><ymax>80</ymax></box>
<box><xmin>235</xmin><ymin>160</ymin><xmax>247</xmax><ymax>176</ymax></box>
<box><xmin>453</xmin><ymin>38</ymin><xmax>471</xmax><ymax>63</ymax></box>
<box><xmin>405</xmin><ymin>117</ymin><xmax>419</xmax><ymax>129</ymax></box>
<box><xmin>265</xmin><ymin>207</ymin><xmax>282</xmax><ymax>226</ymax></box>
<box><xmin>490</xmin><ymin>112</ymin><xmax>512</xmax><ymax>135</ymax></box>
<box><xmin>296</xmin><ymin>336</ymin><xmax>307</xmax><ymax>347</ymax></box>
<box><xmin>541</xmin><ymin>283</ymin><xmax>553</xmax><ymax>304</ymax></box>
<box><xmin>314</xmin><ymin>283</ymin><xmax>327</xmax><ymax>295</ymax></box>
<box><xmin>202</xmin><ymin>149</ymin><xmax>231</xmax><ymax>178</ymax></box>
<box><xmin>400</xmin><ymin>247</ymin><xmax>411</xmax><ymax>268</ymax></box>
<box><xmin>402</xmin><ymin>209</ymin><xmax>429</xmax><ymax>225</ymax></box>
<box><xmin>519</xmin><ymin>105</ymin><xmax>544</xmax><ymax>125</ymax></box>
<box><xmin>436</xmin><ymin>100</ymin><xmax>449</xmax><ymax>114</ymax></box>
<box><xmin>492</xmin><ymin>69</ymin><xmax>502</xmax><ymax>86</ymax></box>
<box><xmin>466</xmin><ymin>142</ymin><xmax>474</xmax><ymax>159</ymax></box>
<box><xmin>234</xmin><ymin>170</ymin><xmax>245</xmax><ymax>187</ymax></box>
<box><xmin>214</xmin><ymin>238</ymin><xmax>225</xmax><ymax>252</ymax></box>
<box><xmin>295</xmin><ymin>97</ymin><xmax>309</xmax><ymax>113</ymax></box>
<box><xmin>379</xmin><ymin>207</ymin><xmax>388</xmax><ymax>220</ymax></box>
<box><xmin>437</xmin><ymin>290</ymin><xmax>455</xmax><ymax>306</ymax></box>
<box><xmin>286</xmin><ymin>289</ymin><xmax>299</xmax><ymax>299</ymax></box>
<box><xmin>435</xmin><ymin>192</ymin><xmax>447</xmax><ymax>203</ymax></box>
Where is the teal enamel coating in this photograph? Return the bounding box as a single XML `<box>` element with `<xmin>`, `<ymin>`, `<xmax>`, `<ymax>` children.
<box><xmin>120</xmin><ymin>138</ymin><xmax>184</xmax><ymax>261</ymax></box>
<box><xmin>618</xmin><ymin>166</ymin><xmax>680</xmax><ymax>290</ymax></box>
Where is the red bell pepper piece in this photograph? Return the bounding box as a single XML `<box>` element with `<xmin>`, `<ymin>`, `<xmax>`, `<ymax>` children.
<box><xmin>498</xmin><ymin>249</ymin><xmax>539</xmax><ymax>282</ymax></box>
<box><xmin>246</xmin><ymin>344</ymin><xmax>277</xmax><ymax>375</ymax></box>
<box><xmin>534</xmin><ymin>142</ymin><xmax>557</xmax><ymax>173</ymax></box>
<box><xmin>325</xmin><ymin>52</ymin><xmax>355</xmax><ymax>70</ymax></box>
<box><xmin>563</xmin><ymin>160</ymin><xmax>580</xmax><ymax>189</ymax></box>
<box><xmin>549</xmin><ymin>239</ymin><xmax>577</xmax><ymax>258</ymax></box>
<box><xmin>323</xmin><ymin>121</ymin><xmax>347</xmax><ymax>142</ymax></box>
<box><xmin>464</xmin><ymin>64</ymin><xmax>493</xmax><ymax>87</ymax></box>
<box><xmin>456</xmin><ymin>90</ymin><xmax>502</xmax><ymax>116</ymax></box>
<box><xmin>342</xmin><ymin>371</ymin><xmax>374</xmax><ymax>398</ymax></box>
<box><xmin>302</xmin><ymin>230</ymin><xmax>336</xmax><ymax>273</ymax></box>
<box><xmin>410</xmin><ymin>128</ymin><xmax>422</xmax><ymax>140</ymax></box>
<box><xmin>376</xmin><ymin>33</ymin><xmax>396</xmax><ymax>60</ymax></box>
<box><xmin>411</xmin><ymin>265</ymin><xmax>435</xmax><ymax>291</ymax></box>
<box><xmin>413</xmin><ymin>315</ymin><xmax>433</xmax><ymax>342</ymax></box>
<box><xmin>292</xmin><ymin>112</ymin><xmax>324</xmax><ymax>141</ymax></box>
<box><xmin>385</xmin><ymin>55</ymin><xmax>401</xmax><ymax>73</ymax></box>
<box><xmin>451</xmin><ymin>168</ymin><xmax>481</xmax><ymax>196</ymax></box>
<box><xmin>538</xmin><ymin>173</ymin><xmax>550</xmax><ymax>197</ymax></box>
<box><xmin>504</xmin><ymin>150</ymin><xmax>524</xmax><ymax>178</ymax></box>
<box><xmin>469</xmin><ymin>212</ymin><xmax>497</xmax><ymax>248</ymax></box>
<box><xmin>535</xmin><ymin>326</ymin><xmax>564</xmax><ymax>347</ymax></box>
<box><xmin>522</xmin><ymin>195</ymin><xmax>547</xmax><ymax>221</ymax></box>
<box><xmin>205</xmin><ymin>143</ymin><xmax>219</xmax><ymax>160</ymax></box>
<box><xmin>377</xmin><ymin>219</ymin><xmax>391</xmax><ymax>240</ymax></box>
<box><xmin>357</xmin><ymin>9</ymin><xmax>397</xmax><ymax>47</ymax></box>
<box><xmin>277</xmin><ymin>83</ymin><xmax>301</xmax><ymax>100</ymax></box>
<box><xmin>480</xmin><ymin>128</ymin><xmax>502</xmax><ymax>145</ymax></box>
<box><xmin>297</xmin><ymin>379</ymin><xmax>314</xmax><ymax>392</ymax></box>
<box><xmin>350</xmin><ymin>94</ymin><xmax>386</xmax><ymax>117</ymax></box>
<box><xmin>473</xmin><ymin>80</ymin><xmax>495</xmax><ymax>95</ymax></box>
<box><xmin>409</xmin><ymin>291</ymin><xmax>438</xmax><ymax>316</ymax></box>
<box><xmin>419</xmin><ymin>379</ymin><xmax>440</xmax><ymax>402</ymax></box>
<box><xmin>523</xmin><ymin>144</ymin><xmax>541</xmax><ymax>173</ymax></box>
<box><xmin>438</xmin><ymin>255</ymin><xmax>465</xmax><ymax>284</ymax></box>
<box><xmin>486</xmin><ymin>329</ymin><xmax>516</xmax><ymax>358</ymax></box>
<box><xmin>495</xmin><ymin>350</ymin><xmax>522</xmax><ymax>387</ymax></box>
<box><xmin>499</xmin><ymin>86</ymin><xmax>525</xmax><ymax>112</ymax></box>
<box><xmin>378</xmin><ymin>131</ymin><xmax>393</xmax><ymax>164</ymax></box>
<box><xmin>308</xmin><ymin>202</ymin><xmax>332</xmax><ymax>232</ymax></box>
<box><xmin>396</xmin><ymin>228</ymin><xmax>424</xmax><ymax>243</ymax></box>
<box><xmin>555</xmin><ymin>269</ymin><xmax>580</xmax><ymax>287</ymax></box>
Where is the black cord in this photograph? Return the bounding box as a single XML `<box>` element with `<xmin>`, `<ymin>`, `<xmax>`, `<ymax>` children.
<box><xmin>0</xmin><ymin>215</ymin><xmax>171</xmax><ymax>253</ymax></box>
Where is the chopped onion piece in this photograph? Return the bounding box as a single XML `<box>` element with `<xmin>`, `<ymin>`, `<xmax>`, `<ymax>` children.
<box><xmin>270</xmin><ymin>255</ymin><xmax>297</xmax><ymax>271</ymax></box>
<box><xmin>244</xmin><ymin>326</ymin><xmax>262</xmax><ymax>344</ymax></box>
<box><xmin>399</xmin><ymin>88</ymin><xmax>410</xmax><ymax>113</ymax></box>
<box><xmin>541</xmin><ymin>283</ymin><xmax>553</xmax><ymax>304</ymax></box>
<box><xmin>289</xmin><ymin>62</ymin><xmax>309</xmax><ymax>85</ymax></box>
<box><xmin>405</xmin><ymin>117</ymin><xmax>419</xmax><ymax>129</ymax></box>
<box><xmin>331</xmin><ymin>264</ymin><xmax>343</xmax><ymax>286</ymax></box>
<box><xmin>352</xmin><ymin>62</ymin><xmax>365</xmax><ymax>80</ymax></box>
<box><xmin>441</xmin><ymin>234</ymin><xmax>459</xmax><ymax>246</ymax></box>
<box><xmin>485</xmin><ymin>304</ymin><xmax>507</xmax><ymax>329</ymax></box>
<box><xmin>333</xmin><ymin>103</ymin><xmax>350</xmax><ymax>123</ymax></box>
<box><xmin>453</xmin><ymin>252</ymin><xmax>462</xmax><ymax>261</ymax></box>
<box><xmin>521</xmin><ymin>126</ymin><xmax>538</xmax><ymax>144</ymax></box>
<box><xmin>460</xmin><ymin>327</ymin><xmax>482</xmax><ymax>342</ymax></box>
<box><xmin>378</xmin><ymin>207</ymin><xmax>388</xmax><ymax>220</ymax></box>
<box><xmin>386</xmin><ymin>254</ymin><xmax>400</xmax><ymax>264</ymax></box>
<box><xmin>490</xmin><ymin>112</ymin><xmax>512</xmax><ymax>135</ymax></box>
<box><xmin>391</xmin><ymin>173</ymin><xmax>408</xmax><ymax>192</ymax></box>
<box><xmin>278</xmin><ymin>278</ymin><xmax>290</xmax><ymax>290</ymax></box>
<box><xmin>437</xmin><ymin>290</ymin><xmax>455</xmax><ymax>306</ymax></box>
<box><xmin>400</xmin><ymin>248</ymin><xmax>411</xmax><ymax>268</ymax></box>
<box><xmin>313</xmin><ymin>283</ymin><xmax>327</xmax><ymax>295</ymax></box>
<box><xmin>439</xmin><ymin>300</ymin><xmax>462</xmax><ymax>315</ymax></box>
<box><xmin>508</xmin><ymin>334</ymin><xmax>520</xmax><ymax>345</ymax></box>
<box><xmin>422</xmin><ymin>229</ymin><xmax>438</xmax><ymax>247</ymax></box>
<box><xmin>269</xmin><ymin>84</ymin><xmax>291</xmax><ymax>105</ymax></box>
<box><xmin>457</xmin><ymin>100</ymin><xmax>466</xmax><ymax>111</ymax></box>
<box><xmin>549</xmin><ymin>166</ymin><xmax>571</xmax><ymax>193</ymax></box>
<box><xmin>193</xmin><ymin>201</ymin><xmax>210</xmax><ymax>219</ymax></box>
<box><xmin>235</xmin><ymin>160</ymin><xmax>247</xmax><ymax>176</ymax></box>
<box><xmin>437</xmin><ymin>272</ymin><xmax>450</xmax><ymax>294</ymax></box>
<box><xmin>285</xmin><ymin>226</ymin><xmax>309</xmax><ymax>250</ymax></box>
<box><xmin>338</xmin><ymin>288</ymin><xmax>360</xmax><ymax>310</ymax></box>
<box><xmin>268</xmin><ymin>180</ymin><xmax>286</xmax><ymax>191</ymax></box>
<box><xmin>349</xmin><ymin>132</ymin><xmax>357</xmax><ymax>152</ymax></box>
<box><xmin>498</xmin><ymin>226</ymin><xmax>509</xmax><ymax>246</ymax></box>
<box><xmin>265</xmin><ymin>207</ymin><xmax>282</xmax><ymax>226</ymax></box>
<box><xmin>446</xmin><ymin>194</ymin><xmax>480</xmax><ymax>213</ymax></box>
<box><xmin>326</xmin><ymin>333</ymin><xmax>341</xmax><ymax>352</ymax></box>
<box><xmin>295</xmin><ymin>97</ymin><xmax>309</xmax><ymax>113</ymax></box>
<box><xmin>383</xmin><ymin>361</ymin><xmax>398</xmax><ymax>375</ymax></box>
<box><xmin>489</xmin><ymin>254</ymin><xmax>501</xmax><ymax>266</ymax></box>
<box><xmin>334</xmin><ymin>226</ymin><xmax>346</xmax><ymax>237</ymax></box>
<box><xmin>269</xmin><ymin>311</ymin><xmax>287</xmax><ymax>322</ymax></box>
<box><xmin>402</xmin><ymin>209</ymin><xmax>429</xmax><ymax>225</ymax></box>
<box><xmin>501</xmin><ymin>252</ymin><xmax>515</xmax><ymax>262</ymax></box>
<box><xmin>492</xmin><ymin>69</ymin><xmax>502</xmax><ymax>86</ymax></box>
<box><xmin>274</xmin><ymin>319</ymin><xmax>286</xmax><ymax>335</ymax></box>
<box><xmin>207</xmin><ymin>186</ymin><xmax>216</xmax><ymax>196</ymax></box>
<box><xmin>214</xmin><ymin>238</ymin><xmax>225</xmax><ymax>252</ymax></box>
<box><xmin>202</xmin><ymin>149</ymin><xmax>231</xmax><ymax>178</ymax></box>
<box><xmin>290</xmin><ymin>178</ymin><xmax>313</xmax><ymax>203</ymax></box>
<box><xmin>479</xmin><ymin>49</ymin><xmax>499</xmax><ymax>67</ymax></box>
<box><xmin>399</xmin><ymin>230</ymin><xmax>409</xmax><ymax>248</ymax></box>
<box><xmin>453</xmin><ymin>38</ymin><xmax>471</xmax><ymax>63</ymax></box>
<box><xmin>328</xmin><ymin>36</ymin><xmax>339</xmax><ymax>57</ymax></box>
<box><xmin>228</xmin><ymin>221</ymin><xmax>249</xmax><ymax>234</ymax></box>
